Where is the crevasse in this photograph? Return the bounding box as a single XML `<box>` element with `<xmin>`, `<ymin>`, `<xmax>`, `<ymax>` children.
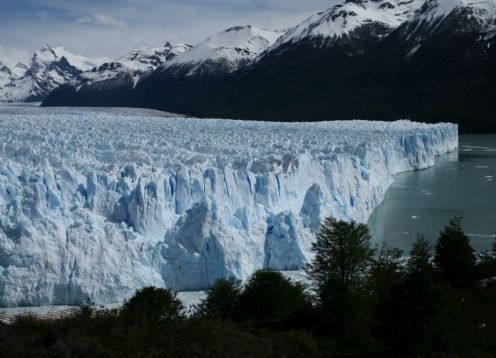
<box><xmin>0</xmin><ymin>107</ymin><xmax>458</xmax><ymax>307</ymax></box>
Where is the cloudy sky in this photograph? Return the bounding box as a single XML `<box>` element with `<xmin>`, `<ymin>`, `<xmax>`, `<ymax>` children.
<box><xmin>0</xmin><ymin>0</ymin><xmax>332</xmax><ymax>66</ymax></box>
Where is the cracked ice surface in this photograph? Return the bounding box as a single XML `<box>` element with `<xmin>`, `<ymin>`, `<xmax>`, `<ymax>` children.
<box><xmin>0</xmin><ymin>106</ymin><xmax>458</xmax><ymax>307</ymax></box>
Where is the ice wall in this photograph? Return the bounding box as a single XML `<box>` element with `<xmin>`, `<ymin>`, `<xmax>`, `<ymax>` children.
<box><xmin>0</xmin><ymin>107</ymin><xmax>458</xmax><ymax>306</ymax></box>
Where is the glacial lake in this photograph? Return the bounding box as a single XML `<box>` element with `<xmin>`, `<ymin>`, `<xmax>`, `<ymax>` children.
<box><xmin>368</xmin><ymin>135</ymin><xmax>496</xmax><ymax>252</ymax></box>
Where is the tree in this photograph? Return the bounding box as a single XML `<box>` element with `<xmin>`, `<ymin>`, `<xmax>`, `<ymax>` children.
<box><xmin>370</xmin><ymin>243</ymin><xmax>404</xmax><ymax>295</ymax></box>
<box><xmin>434</xmin><ymin>217</ymin><xmax>476</xmax><ymax>288</ymax></box>
<box><xmin>123</xmin><ymin>286</ymin><xmax>183</xmax><ymax>325</ymax></box>
<box><xmin>407</xmin><ymin>235</ymin><xmax>435</xmax><ymax>284</ymax></box>
<box><xmin>197</xmin><ymin>278</ymin><xmax>241</xmax><ymax>321</ymax></box>
<box><xmin>375</xmin><ymin>235</ymin><xmax>466</xmax><ymax>355</ymax></box>
<box><xmin>237</xmin><ymin>270</ymin><xmax>310</xmax><ymax>323</ymax></box>
<box><xmin>306</xmin><ymin>218</ymin><xmax>374</xmax><ymax>333</ymax></box>
<box><xmin>475</xmin><ymin>238</ymin><xmax>496</xmax><ymax>281</ymax></box>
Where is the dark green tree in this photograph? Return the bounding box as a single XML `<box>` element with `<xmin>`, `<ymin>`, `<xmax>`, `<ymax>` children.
<box><xmin>237</xmin><ymin>270</ymin><xmax>310</xmax><ymax>323</ymax></box>
<box><xmin>123</xmin><ymin>286</ymin><xmax>183</xmax><ymax>325</ymax></box>
<box><xmin>370</xmin><ymin>243</ymin><xmax>404</xmax><ymax>294</ymax></box>
<box><xmin>375</xmin><ymin>235</ymin><xmax>467</xmax><ymax>355</ymax></box>
<box><xmin>408</xmin><ymin>235</ymin><xmax>435</xmax><ymax>284</ymax></box>
<box><xmin>475</xmin><ymin>238</ymin><xmax>496</xmax><ymax>281</ymax></box>
<box><xmin>197</xmin><ymin>278</ymin><xmax>241</xmax><ymax>321</ymax></box>
<box><xmin>306</xmin><ymin>218</ymin><xmax>374</xmax><ymax>334</ymax></box>
<box><xmin>434</xmin><ymin>217</ymin><xmax>476</xmax><ymax>288</ymax></box>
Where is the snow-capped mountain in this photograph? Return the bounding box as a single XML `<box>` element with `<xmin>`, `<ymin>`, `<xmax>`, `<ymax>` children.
<box><xmin>32</xmin><ymin>45</ymin><xmax>102</xmax><ymax>73</ymax></box>
<box><xmin>0</xmin><ymin>63</ymin><xmax>12</xmax><ymax>88</ymax></box>
<box><xmin>42</xmin><ymin>0</ymin><xmax>496</xmax><ymax>132</ymax></box>
<box><xmin>160</xmin><ymin>26</ymin><xmax>284</xmax><ymax>76</ymax></box>
<box><xmin>0</xmin><ymin>45</ymin><xmax>105</xmax><ymax>102</ymax></box>
<box><xmin>411</xmin><ymin>0</ymin><xmax>496</xmax><ymax>28</ymax></box>
<box><xmin>118</xmin><ymin>42</ymin><xmax>191</xmax><ymax>71</ymax></box>
<box><xmin>269</xmin><ymin>0</ymin><xmax>424</xmax><ymax>51</ymax></box>
<box><xmin>399</xmin><ymin>0</ymin><xmax>496</xmax><ymax>50</ymax></box>
<box><xmin>43</xmin><ymin>27</ymin><xmax>283</xmax><ymax>107</ymax></box>
<box><xmin>75</xmin><ymin>42</ymin><xmax>191</xmax><ymax>88</ymax></box>
<box><xmin>11</xmin><ymin>62</ymin><xmax>29</xmax><ymax>78</ymax></box>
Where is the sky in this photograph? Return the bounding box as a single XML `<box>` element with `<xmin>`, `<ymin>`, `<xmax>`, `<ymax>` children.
<box><xmin>0</xmin><ymin>0</ymin><xmax>333</xmax><ymax>67</ymax></box>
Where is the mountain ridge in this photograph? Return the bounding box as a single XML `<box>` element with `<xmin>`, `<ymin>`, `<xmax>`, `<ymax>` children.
<box><xmin>29</xmin><ymin>0</ymin><xmax>496</xmax><ymax>132</ymax></box>
<box><xmin>0</xmin><ymin>45</ymin><xmax>106</xmax><ymax>102</ymax></box>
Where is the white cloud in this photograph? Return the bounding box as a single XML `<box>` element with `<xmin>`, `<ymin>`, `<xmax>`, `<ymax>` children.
<box><xmin>0</xmin><ymin>45</ymin><xmax>32</xmax><ymax>68</ymax></box>
<box><xmin>75</xmin><ymin>13</ymin><xmax>128</xmax><ymax>29</ymax></box>
<box><xmin>36</xmin><ymin>11</ymin><xmax>50</xmax><ymax>22</ymax></box>
<box><xmin>0</xmin><ymin>0</ymin><xmax>334</xmax><ymax>62</ymax></box>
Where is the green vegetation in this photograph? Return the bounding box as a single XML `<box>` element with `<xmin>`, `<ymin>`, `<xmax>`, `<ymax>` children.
<box><xmin>122</xmin><ymin>286</ymin><xmax>184</xmax><ymax>326</ymax></box>
<box><xmin>306</xmin><ymin>218</ymin><xmax>374</xmax><ymax>339</ymax></box>
<box><xmin>196</xmin><ymin>278</ymin><xmax>241</xmax><ymax>321</ymax></box>
<box><xmin>1</xmin><ymin>217</ymin><xmax>495</xmax><ymax>357</ymax></box>
<box><xmin>434</xmin><ymin>216</ymin><xmax>476</xmax><ymax>289</ymax></box>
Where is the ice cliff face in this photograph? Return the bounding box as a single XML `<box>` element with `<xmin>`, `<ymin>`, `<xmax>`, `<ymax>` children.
<box><xmin>0</xmin><ymin>106</ymin><xmax>458</xmax><ymax>306</ymax></box>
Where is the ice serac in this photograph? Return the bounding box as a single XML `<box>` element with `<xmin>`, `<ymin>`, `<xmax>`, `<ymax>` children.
<box><xmin>0</xmin><ymin>107</ymin><xmax>458</xmax><ymax>306</ymax></box>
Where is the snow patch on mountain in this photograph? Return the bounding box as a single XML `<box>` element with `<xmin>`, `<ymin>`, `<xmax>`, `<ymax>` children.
<box><xmin>408</xmin><ymin>0</ymin><xmax>496</xmax><ymax>34</ymax></box>
<box><xmin>11</xmin><ymin>63</ymin><xmax>29</xmax><ymax>78</ymax></box>
<box><xmin>0</xmin><ymin>106</ymin><xmax>458</xmax><ymax>306</ymax></box>
<box><xmin>398</xmin><ymin>0</ymin><xmax>496</xmax><ymax>55</ymax></box>
<box><xmin>162</xmin><ymin>26</ymin><xmax>284</xmax><ymax>75</ymax></box>
<box><xmin>32</xmin><ymin>45</ymin><xmax>105</xmax><ymax>72</ymax></box>
<box><xmin>0</xmin><ymin>45</ymin><xmax>106</xmax><ymax>102</ymax></box>
<box><xmin>274</xmin><ymin>0</ymin><xmax>424</xmax><ymax>46</ymax></box>
<box><xmin>117</xmin><ymin>43</ymin><xmax>191</xmax><ymax>72</ymax></box>
<box><xmin>77</xmin><ymin>42</ymin><xmax>191</xmax><ymax>88</ymax></box>
<box><xmin>416</xmin><ymin>0</ymin><xmax>496</xmax><ymax>21</ymax></box>
<box><xmin>0</xmin><ymin>63</ymin><xmax>12</xmax><ymax>88</ymax></box>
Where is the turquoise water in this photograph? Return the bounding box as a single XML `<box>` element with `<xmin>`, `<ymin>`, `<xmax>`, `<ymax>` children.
<box><xmin>368</xmin><ymin>135</ymin><xmax>496</xmax><ymax>252</ymax></box>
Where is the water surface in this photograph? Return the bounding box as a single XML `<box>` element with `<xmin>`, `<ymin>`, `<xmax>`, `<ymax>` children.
<box><xmin>369</xmin><ymin>135</ymin><xmax>496</xmax><ymax>252</ymax></box>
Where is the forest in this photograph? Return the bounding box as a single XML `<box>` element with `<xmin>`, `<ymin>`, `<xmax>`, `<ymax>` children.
<box><xmin>1</xmin><ymin>217</ymin><xmax>495</xmax><ymax>357</ymax></box>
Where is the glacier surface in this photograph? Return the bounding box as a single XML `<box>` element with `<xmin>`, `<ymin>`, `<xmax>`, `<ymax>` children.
<box><xmin>0</xmin><ymin>106</ymin><xmax>458</xmax><ymax>307</ymax></box>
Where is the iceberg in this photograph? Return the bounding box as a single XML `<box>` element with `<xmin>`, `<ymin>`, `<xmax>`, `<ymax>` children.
<box><xmin>0</xmin><ymin>106</ymin><xmax>458</xmax><ymax>307</ymax></box>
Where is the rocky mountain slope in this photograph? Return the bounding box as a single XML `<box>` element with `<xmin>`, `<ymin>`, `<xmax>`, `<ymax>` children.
<box><xmin>159</xmin><ymin>25</ymin><xmax>283</xmax><ymax>76</ymax></box>
<box><xmin>43</xmin><ymin>26</ymin><xmax>282</xmax><ymax>107</ymax></box>
<box><xmin>0</xmin><ymin>63</ymin><xmax>13</xmax><ymax>88</ymax></box>
<box><xmin>271</xmin><ymin>0</ymin><xmax>424</xmax><ymax>49</ymax></box>
<box><xmin>77</xmin><ymin>43</ymin><xmax>191</xmax><ymax>88</ymax></box>
<box><xmin>0</xmin><ymin>45</ymin><xmax>105</xmax><ymax>102</ymax></box>
<box><xmin>47</xmin><ymin>43</ymin><xmax>192</xmax><ymax>107</ymax></box>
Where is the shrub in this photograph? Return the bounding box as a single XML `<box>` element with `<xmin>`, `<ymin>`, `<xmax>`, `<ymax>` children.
<box><xmin>197</xmin><ymin>278</ymin><xmax>241</xmax><ymax>320</ymax></box>
<box><xmin>237</xmin><ymin>270</ymin><xmax>310</xmax><ymax>323</ymax></box>
<box><xmin>122</xmin><ymin>286</ymin><xmax>183</xmax><ymax>326</ymax></box>
<box><xmin>434</xmin><ymin>217</ymin><xmax>476</xmax><ymax>288</ymax></box>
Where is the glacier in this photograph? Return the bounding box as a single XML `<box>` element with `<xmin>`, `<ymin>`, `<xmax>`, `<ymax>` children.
<box><xmin>0</xmin><ymin>105</ymin><xmax>458</xmax><ymax>307</ymax></box>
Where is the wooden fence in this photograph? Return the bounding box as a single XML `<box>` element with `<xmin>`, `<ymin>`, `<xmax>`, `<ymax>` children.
<box><xmin>0</xmin><ymin>307</ymin><xmax>122</xmax><ymax>325</ymax></box>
